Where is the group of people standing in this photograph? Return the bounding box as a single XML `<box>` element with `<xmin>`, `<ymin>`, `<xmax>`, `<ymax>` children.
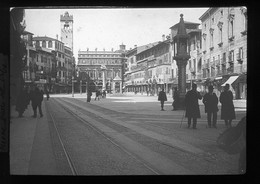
<box><xmin>15</xmin><ymin>85</ymin><xmax>48</xmax><ymax>118</ymax></box>
<box><xmin>158</xmin><ymin>83</ymin><xmax>236</xmax><ymax>129</ymax></box>
<box><xmin>86</xmin><ymin>89</ymin><xmax>106</xmax><ymax>102</ymax></box>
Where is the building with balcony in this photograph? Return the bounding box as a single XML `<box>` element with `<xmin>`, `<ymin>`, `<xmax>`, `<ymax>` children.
<box><xmin>124</xmin><ymin>36</ymin><xmax>173</xmax><ymax>95</ymax></box>
<box><xmin>77</xmin><ymin>44</ymin><xmax>126</xmax><ymax>93</ymax></box>
<box><xmin>31</xmin><ymin>36</ymin><xmax>75</xmax><ymax>93</ymax></box>
<box><xmin>199</xmin><ymin>7</ymin><xmax>247</xmax><ymax>99</ymax></box>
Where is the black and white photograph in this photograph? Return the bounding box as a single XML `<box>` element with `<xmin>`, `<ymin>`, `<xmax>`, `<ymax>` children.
<box><xmin>9</xmin><ymin>7</ymin><xmax>247</xmax><ymax>176</ymax></box>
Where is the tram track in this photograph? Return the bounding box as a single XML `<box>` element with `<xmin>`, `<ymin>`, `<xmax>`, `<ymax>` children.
<box><xmin>48</xmin><ymin>97</ymin><xmax>238</xmax><ymax>174</ymax></box>
<box><xmin>46</xmin><ymin>104</ymin><xmax>78</xmax><ymax>175</ymax></box>
<box><xmin>49</xmin><ymin>98</ymin><xmax>160</xmax><ymax>175</ymax></box>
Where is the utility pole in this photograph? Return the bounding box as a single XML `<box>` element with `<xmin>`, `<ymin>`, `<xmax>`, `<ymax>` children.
<box><xmin>72</xmin><ymin>76</ymin><xmax>74</xmax><ymax>97</ymax></box>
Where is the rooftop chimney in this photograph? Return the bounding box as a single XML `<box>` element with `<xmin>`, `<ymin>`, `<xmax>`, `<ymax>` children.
<box><xmin>162</xmin><ymin>34</ymin><xmax>165</xmax><ymax>41</ymax></box>
<box><xmin>111</xmin><ymin>48</ymin><xmax>114</xmax><ymax>52</ymax></box>
<box><xmin>56</xmin><ymin>34</ymin><xmax>58</xmax><ymax>40</ymax></box>
<box><xmin>119</xmin><ymin>43</ymin><xmax>126</xmax><ymax>51</ymax></box>
<box><xmin>134</xmin><ymin>45</ymin><xmax>137</xmax><ymax>48</ymax></box>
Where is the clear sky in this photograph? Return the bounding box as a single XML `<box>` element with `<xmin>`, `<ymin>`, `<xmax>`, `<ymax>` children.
<box><xmin>24</xmin><ymin>7</ymin><xmax>209</xmax><ymax>63</ymax></box>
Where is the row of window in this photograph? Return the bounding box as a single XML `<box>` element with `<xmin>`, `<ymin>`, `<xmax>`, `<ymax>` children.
<box><xmin>203</xmin><ymin>8</ymin><xmax>247</xmax><ymax>51</ymax></box>
<box><xmin>136</xmin><ymin>45</ymin><xmax>169</xmax><ymax>61</ymax></box>
<box><xmin>87</xmin><ymin>70</ymin><xmax>121</xmax><ymax>79</ymax></box>
<box><xmin>35</xmin><ymin>40</ymin><xmax>64</xmax><ymax>51</ymax></box>
<box><xmin>203</xmin><ymin>47</ymin><xmax>244</xmax><ymax>66</ymax></box>
<box><xmin>79</xmin><ymin>54</ymin><xmax>120</xmax><ymax>58</ymax></box>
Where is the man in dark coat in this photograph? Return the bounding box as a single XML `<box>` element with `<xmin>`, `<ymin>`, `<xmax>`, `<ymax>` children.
<box><xmin>15</xmin><ymin>86</ymin><xmax>30</xmax><ymax>117</ymax></box>
<box><xmin>158</xmin><ymin>88</ymin><xmax>167</xmax><ymax>111</ymax></box>
<box><xmin>87</xmin><ymin>90</ymin><xmax>92</xmax><ymax>102</ymax></box>
<box><xmin>95</xmin><ymin>90</ymin><xmax>100</xmax><ymax>101</ymax></box>
<box><xmin>220</xmin><ymin>83</ymin><xmax>236</xmax><ymax>128</ymax></box>
<box><xmin>30</xmin><ymin>86</ymin><xmax>43</xmax><ymax>118</ymax></box>
<box><xmin>172</xmin><ymin>87</ymin><xmax>180</xmax><ymax>111</ymax></box>
<box><xmin>203</xmin><ymin>85</ymin><xmax>219</xmax><ymax>128</ymax></box>
<box><xmin>185</xmin><ymin>83</ymin><xmax>202</xmax><ymax>129</ymax></box>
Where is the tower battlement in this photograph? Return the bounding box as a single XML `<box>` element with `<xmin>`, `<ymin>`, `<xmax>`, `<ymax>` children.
<box><xmin>60</xmin><ymin>12</ymin><xmax>73</xmax><ymax>22</ymax></box>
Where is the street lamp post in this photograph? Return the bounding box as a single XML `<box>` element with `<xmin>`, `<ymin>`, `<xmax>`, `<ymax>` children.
<box><xmin>172</xmin><ymin>14</ymin><xmax>190</xmax><ymax>109</ymax></box>
<box><xmin>80</xmin><ymin>80</ymin><xmax>82</xmax><ymax>95</ymax></box>
<box><xmin>101</xmin><ymin>65</ymin><xmax>107</xmax><ymax>91</ymax></box>
<box><xmin>72</xmin><ymin>76</ymin><xmax>74</xmax><ymax>97</ymax></box>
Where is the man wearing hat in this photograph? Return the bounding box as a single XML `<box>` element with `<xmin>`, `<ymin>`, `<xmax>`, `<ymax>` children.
<box><xmin>203</xmin><ymin>85</ymin><xmax>219</xmax><ymax>128</ymax></box>
<box><xmin>185</xmin><ymin>83</ymin><xmax>202</xmax><ymax>129</ymax></box>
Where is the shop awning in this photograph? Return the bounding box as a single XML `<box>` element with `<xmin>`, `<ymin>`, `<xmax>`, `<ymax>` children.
<box><xmin>215</xmin><ymin>76</ymin><xmax>223</xmax><ymax>80</ymax></box>
<box><xmin>221</xmin><ymin>76</ymin><xmax>239</xmax><ymax>86</ymax></box>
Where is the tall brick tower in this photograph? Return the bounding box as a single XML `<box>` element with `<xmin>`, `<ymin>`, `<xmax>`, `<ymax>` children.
<box><xmin>60</xmin><ymin>11</ymin><xmax>73</xmax><ymax>54</ymax></box>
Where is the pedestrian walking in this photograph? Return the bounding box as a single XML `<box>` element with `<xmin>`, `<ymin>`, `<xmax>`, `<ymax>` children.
<box><xmin>15</xmin><ymin>86</ymin><xmax>30</xmax><ymax>117</ymax></box>
<box><xmin>95</xmin><ymin>90</ymin><xmax>100</xmax><ymax>101</ymax></box>
<box><xmin>219</xmin><ymin>84</ymin><xmax>236</xmax><ymax>128</ymax></box>
<box><xmin>172</xmin><ymin>87</ymin><xmax>180</xmax><ymax>111</ymax></box>
<box><xmin>158</xmin><ymin>88</ymin><xmax>167</xmax><ymax>111</ymax></box>
<box><xmin>87</xmin><ymin>90</ymin><xmax>92</xmax><ymax>102</ymax></box>
<box><xmin>46</xmin><ymin>89</ymin><xmax>50</xmax><ymax>100</ymax></box>
<box><xmin>202</xmin><ymin>85</ymin><xmax>219</xmax><ymax>128</ymax></box>
<box><xmin>30</xmin><ymin>86</ymin><xmax>44</xmax><ymax>118</ymax></box>
<box><xmin>185</xmin><ymin>83</ymin><xmax>202</xmax><ymax>129</ymax></box>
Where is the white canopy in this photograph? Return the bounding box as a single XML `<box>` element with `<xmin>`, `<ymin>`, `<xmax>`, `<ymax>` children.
<box><xmin>221</xmin><ymin>76</ymin><xmax>239</xmax><ymax>86</ymax></box>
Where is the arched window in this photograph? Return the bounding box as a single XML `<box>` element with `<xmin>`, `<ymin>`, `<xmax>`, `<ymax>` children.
<box><xmin>36</xmin><ymin>41</ymin><xmax>40</xmax><ymax>47</ymax></box>
<box><xmin>48</xmin><ymin>41</ymin><xmax>52</xmax><ymax>48</ymax></box>
<box><xmin>42</xmin><ymin>40</ymin><xmax>46</xmax><ymax>48</ymax></box>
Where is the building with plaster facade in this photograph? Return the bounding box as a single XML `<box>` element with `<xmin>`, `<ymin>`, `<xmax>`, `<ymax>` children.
<box><xmin>199</xmin><ymin>7</ymin><xmax>247</xmax><ymax>99</ymax></box>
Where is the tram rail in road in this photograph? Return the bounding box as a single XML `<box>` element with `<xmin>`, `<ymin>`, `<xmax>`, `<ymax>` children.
<box><xmin>53</xmin><ymin>98</ymin><xmax>194</xmax><ymax>175</ymax></box>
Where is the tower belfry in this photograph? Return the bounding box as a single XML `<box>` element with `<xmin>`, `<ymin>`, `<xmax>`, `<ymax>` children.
<box><xmin>60</xmin><ymin>11</ymin><xmax>73</xmax><ymax>54</ymax></box>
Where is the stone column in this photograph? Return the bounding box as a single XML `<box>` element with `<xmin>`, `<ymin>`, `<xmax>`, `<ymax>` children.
<box><xmin>113</xmin><ymin>82</ymin><xmax>115</xmax><ymax>94</ymax></box>
<box><xmin>102</xmin><ymin>70</ymin><xmax>106</xmax><ymax>91</ymax></box>
<box><xmin>120</xmin><ymin>82</ymin><xmax>122</xmax><ymax>93</ymax></box>
<box><xmin>177</xmin><ymin>59</ymin><xmax>188</xmax><ymax>109</ymax></box>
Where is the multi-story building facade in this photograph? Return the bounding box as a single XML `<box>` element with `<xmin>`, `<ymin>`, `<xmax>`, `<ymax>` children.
<box><xmin>124</xmin><ymin>37</ymin><xmax>173</xmax><ymax>95</ymax></box>
<box><xmin>77</xmin><ymin>45</ymin><xmax>126</xmax><ymax>92</ymax></box>
<box><xmin>32</xmin><ymin>36</ymin><xmax>74</xmax><ymax>93</ymax></box>
<box><xmin>199</xmin><ymin>7</ymin><xmax>247</xmax><ymax>99</ymax></box>
<box><xmin>21</xmin><ymin>31</ymin><xmax>37</xmax><ymax>83</ymax></box>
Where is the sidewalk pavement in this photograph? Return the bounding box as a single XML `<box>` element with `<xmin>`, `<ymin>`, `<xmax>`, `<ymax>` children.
<box><xmin>115</xmin><ymin>92</ymin><xmax>247</xmax><ymax>109</ymax></box>
<box><xmin>58</xmin><ymin>93</ymin><xmax>246</xmax><ymax>119</ymax></box>
<box><xmin>59</xmin><ymin>92</ymin><xmax>246</xmax><ymax>109</ymax></box>
<box><xmin>10</xmin><ymin>99</ymin><xmax>57</xmax><ymax>175</ymax></box>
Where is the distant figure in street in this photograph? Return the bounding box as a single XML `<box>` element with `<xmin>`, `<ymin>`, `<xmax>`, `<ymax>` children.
<box><xmin>102</xmin><ymin>90</ymin><xmax>106</xmax><ymax>98</ymax></box>
<box><xmin>15</xmin><ymin>86</ymin><xmax>30</xmax><ymax>117</ymax></box>
<box><xmin>172</xmin><ymin>87</ymin><xmax>180</xmax><ymax>111</ymax></box>
<box><xmin>158</xmin><ymin>88</ymin><xmax>167</xmax><ymax>111</ymax></box>
<box><xmin>87</xmin><ymin>90</ymin><xmax>92</xmax><ymax>102</ymax></box>
<box><xmin>46</xmin><ymin>89</ymin><xmax>50</xmax><ymax>100</ymax></box>
<box><xmin>95</xmin><ymin>90</ymin><xmax>100</xmax><ymax>101</ymax></box>
<box><xmin>220</xmin><ymin>84</ymin><xmax>236</xmax><ymax>128</ymax></box>
<box><xmin>203</xmin><ymin>85</ymin><xmax>219</xmax><ymax>128</ymax></box>
<box><xmin>185</xmin><ymin>83</ymin><xmax>202</xmax><ymax>129</ymax></box>
<box><xmin>30</xmin><ymin>86</ymin><xmax>44</xmax><ymax>118</ymax></box>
